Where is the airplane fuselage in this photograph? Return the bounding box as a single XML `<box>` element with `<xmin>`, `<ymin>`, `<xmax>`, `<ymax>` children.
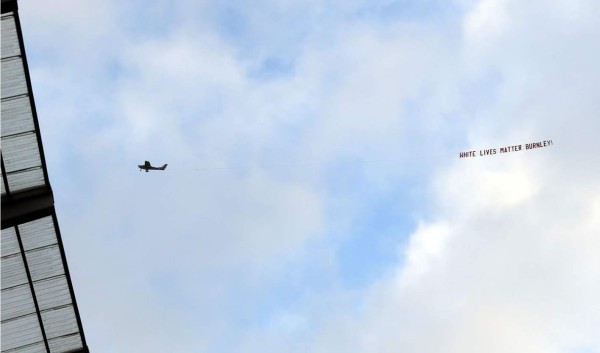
<box><xmin>139</xmin><ymin>162</ymin><xmax>168</xmax><ymax>172</ymax></box>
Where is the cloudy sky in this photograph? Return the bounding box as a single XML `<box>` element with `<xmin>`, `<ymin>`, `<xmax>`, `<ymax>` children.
<box><xmin>16</xmin><ymin>0</ymin><xmax>600</xmax><ymax>351</ymax></box>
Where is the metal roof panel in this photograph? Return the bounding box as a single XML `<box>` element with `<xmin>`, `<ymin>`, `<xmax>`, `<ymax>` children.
<box><xmin>1</xmin><ymin>96</ymin><xmax>35</xmax><ymax>137</ymax></box>
<box><xmin>1</xmin><ymin>57</ymin><xmax>27</xmax><ymax>99</ymax></box>
<box><xmin>2</xmin><ymin>133</ymin><xmax>42</xmax><ymax>172</ymax></box>
<box><xmin>1</xmin><ymin>284</ymin><xmax>36</xmax><ymax>321</ymax></box>
<box><xmin>41</xmin><ymin>306</ymin><xmax>79</xmax><ymax>340</ymax></box>
<box><xmin>0</xmin><ymin>314</ymin><xmax>44</xmax><ymax>351</ymax></box>
<box><xmin>34</xmin><ymin>276</ymin><xmax>72</xmax><ymax>312</ymax></box>
<box><xmin>25</xmin><ymin>245</ymin><xmax>65</xmax><ymax>282</ymax></box>
<box><xmin>48</xmin><ymin>334</ymin><xmax>83</xmax><ymax>353</ymax></box>
<box><xmin>20</xmin><ymin>217</ymin><xmax>57</xmax><ymax>251</ymax></box>
<box><xmin>1</xmin><ymin>227</ymin><xmax>20</xmax><ymax>257</ymax></box>
<box><xmin>1</xmin><ymin>253</ymin><xmax>28</xmax><ymax>290</ymax></box>
<box><xmin>1</xmin><ymin>14</ymin><xmax>20</xmax><ymax>58</ymax></box>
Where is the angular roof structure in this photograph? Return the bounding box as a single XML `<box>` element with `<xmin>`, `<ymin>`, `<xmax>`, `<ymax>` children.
<box><xmin>2</xmin><ymin>1</ymin><xmax>89</xmax><ymax>352</ymax></box>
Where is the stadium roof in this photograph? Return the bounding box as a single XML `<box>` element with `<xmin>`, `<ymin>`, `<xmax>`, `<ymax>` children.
<box><xmin>2</xmin><ymin>1</ymin><xmax>89</xmax><ymax>352</ymax></box>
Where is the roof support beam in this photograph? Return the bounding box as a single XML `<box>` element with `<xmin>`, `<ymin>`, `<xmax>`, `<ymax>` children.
<box><xmin>1</xmin><ymin>188</ymin><xmax>54</xmax><ymax>229</ymax></box>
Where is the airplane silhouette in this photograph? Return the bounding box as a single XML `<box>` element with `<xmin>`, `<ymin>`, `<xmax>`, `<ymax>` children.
<box><xmin>138</xmin><ymin>161</ymin><xmax>168</xmax><ymax>172</ymax></box>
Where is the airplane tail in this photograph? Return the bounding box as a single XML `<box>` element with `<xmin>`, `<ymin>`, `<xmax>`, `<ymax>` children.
<box><xmin>160</xmin><ymin>164</ymin><xmax>168</xmax><ymax>170</ymax></box>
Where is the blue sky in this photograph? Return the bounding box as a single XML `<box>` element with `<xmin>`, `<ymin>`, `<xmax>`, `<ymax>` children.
<box><xmin>16</xmin><ymin>0</ymin><xmax>600</xmax><ymax>352</ymax></box>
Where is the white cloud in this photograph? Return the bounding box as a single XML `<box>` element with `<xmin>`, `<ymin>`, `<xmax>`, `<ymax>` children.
<box><xmin>303</xmin><ymin>156</ymin><xmax>600</xmax><ymax>352</ymax></box>
<box><xmin>464</xmin><ymin>0</ymin><xmax>511</xmax><ymax>45</ymax></box>
<box><xmin>301</xmin><ymin>0</ymin><xmax>600</xmax><ymax>351</ymax></box>
<box><xmin>398</xmin><ymin>222</ymin><xmax>452</xmax><ymax>287</ymax></box>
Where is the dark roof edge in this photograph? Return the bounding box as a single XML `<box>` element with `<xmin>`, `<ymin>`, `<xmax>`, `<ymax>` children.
<box><xmin>1</xmin><ymin>0</ymin><xmax>18</xmax><ymax>14</ymax></box>
<box><xmin>64</xmin><ymin>347</ymin><xmax>90</xmax><ymax>353</ymax></box>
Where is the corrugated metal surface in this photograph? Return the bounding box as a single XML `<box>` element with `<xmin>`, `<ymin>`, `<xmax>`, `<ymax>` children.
<box><xmin>48</xmin><ymin>334</ymin><xmax>82</xmax><ymax>353</ymax></box>
<box><xmin>41</xmin><ymin>306</ymin><xmax>79</xmax><ymax>340</ymax></box>
<box><xmin>0</xmin><ymin>58</ymin><xmax>27</xmax><ymax>99</ymax></box>
<box><xmin>1</xmin><ymin>14</ymin><xmax>20</xmax><ymax>58</ymax></box>
<box><xmin>1</xmin><ymin>284</ymin><xmax>36</xmax><ymax>321</ymax></box>
<box><xmin>1</xmin><ymin>96</ymin><xmax>35</xmax><ymax>136</ymax></box>
<box><xmin>1</xmin><ymin>227</ymin><xmax>20</xmax><ymax>257</ymax></box>
<box><xmin>2</xmin><ymin>224</ymin><xmax>85</xmax><ymax>352</ymax></box>
<box><xmin>25</xmin><ymin>245</ymin><xmax>64</xmax><ymax>282</ymax></box>
<box><xmin>2</xmin><ymin>342</ymin><xmax>47</xmax><ymax>353</ymax></box>
<box><xmin>1</xmin><ymin>254</ymin><xmax>28</xmax><ymax>289</ymax></box>
<box><xmin>2</xmin><ymin>133</ymin><xmax>42</xmax><ymax>172</ymax></box>
<box><xmin>0</xmin><ymin>314</ymin><xmax>43</xmax><ymax>351</ymax></box>
<box><xmin>34</xmin><ymin>276</ymin><xmax>72</xmax><ymax>311</ymax></box>
<box><xmin>6</xmin><ymin>168</ymin><xmax>45</xmax><ymax>192</ymax></box>
<box><xmin>1</xmin><ymin>11</ymin><xmax>46</xmax><ymax>196</ymax></box>
<box><xmin>20</xmin><ymin>217</ymin><xmax>57</xmax><ymax>251</ymax></box>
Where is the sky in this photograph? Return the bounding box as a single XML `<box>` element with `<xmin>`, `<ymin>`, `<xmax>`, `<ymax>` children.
<box><xmin>15</xmin><ymin>0</ymin><xmax>600</xmax><ymax>352</ymax></box>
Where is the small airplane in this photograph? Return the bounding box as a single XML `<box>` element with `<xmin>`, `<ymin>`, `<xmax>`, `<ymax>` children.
<box><xmin>138</xmin><ymin>161</ymin><xmax>168</xmax><ymax>172</ymax></box>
